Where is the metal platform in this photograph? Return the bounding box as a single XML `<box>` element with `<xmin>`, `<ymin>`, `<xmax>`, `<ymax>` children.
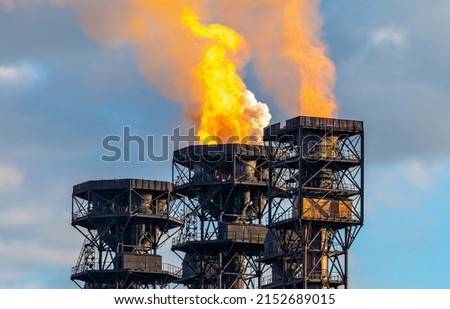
<box><xmin>71</xmin><ymin>179</ymin><xmax>183</xmax><ymax>289</ymax></box>
<box><xmin>262</xmin><ymin>115</ymin><xmax>364</xmax><ymax>289</ymax></box>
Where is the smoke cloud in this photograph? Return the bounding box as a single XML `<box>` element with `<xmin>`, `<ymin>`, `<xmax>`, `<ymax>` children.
<box><xmin>66</xmin><ymin>0</ymin><xmax>336</xmax><ymax>140</ymax></box>
<box><xmin>215</xmin><ymin>0</ymin><xmax>337</xmax><ymax>117</ymax></box>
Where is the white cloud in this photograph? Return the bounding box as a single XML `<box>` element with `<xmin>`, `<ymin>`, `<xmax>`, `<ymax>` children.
<box><xmin>0</xmin><ymin>163</ymin><xmax>23</xmax><ymax>189</ymax></box>
<box><xmin>0</xmin><ymin>208</ymin><xmax>42</xmax><ymax>227</ymax></box>
<box><xmin>398</xmin><ymin>159</ymin><xmax>440</xmax><ymax>190</ymax></box>
<box><xmin>0</xmin><ymin>64</ymin><xmax>39</xmax><ymax>85</ymax></box>
<box><xmin>365</xmin><ymin>159</ymin><xmax>448</xmax><ymax>212</ymax></box>
<box><xmin>371</xmin><ymin>26</ymin><xmax>408</xmax><ymax>49</ymax></box>
<box><xmin>0</xmin><ymin>239</ymin><xmax>79</xmax><ymax>268</ymax></box>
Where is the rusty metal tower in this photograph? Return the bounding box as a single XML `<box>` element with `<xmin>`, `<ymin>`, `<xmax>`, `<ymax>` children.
<box><xmin>260</xmin><ymin>116</ymin><xmax>364</xmax><ymax>288</ymax></box>
<box><xmin>171</xmin><ymin>144</ymin><xmax>268</xmax><ymax>288</ymax></box>
<box><xmin>71</xmin><ymin>179</ymin><xmax>183</xmax><ymax>288</ymax></box>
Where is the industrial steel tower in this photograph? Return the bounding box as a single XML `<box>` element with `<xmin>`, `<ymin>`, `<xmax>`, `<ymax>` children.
<box><xmin>171</xmin><ymin>144</ymin><xmax>268</xmax><ymax>288</ymax></box>
<box><xmin>261</xmin><ymin>116</ymin><xmax>364</xmax><ymax>288</ymax></box>
<box><xmin>70</xmin><ymin>117</ymin><xmax>364</xmax><ymax>289</ymax></box>
<box><xmin>71</xmin><ymin>179</ymin><xmax>183</xmax><ymax>288</ymax></box>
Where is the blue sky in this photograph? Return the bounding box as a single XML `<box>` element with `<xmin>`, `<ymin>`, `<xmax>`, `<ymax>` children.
<box><xmin>1</xmin><ymin>0</ymin><xmax>450</xmax><ymax>288</ymax></box>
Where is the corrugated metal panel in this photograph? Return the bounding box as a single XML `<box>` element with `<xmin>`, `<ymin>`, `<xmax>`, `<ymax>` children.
<box><xmin>73</xmin><ymin>179</ymin><xmax>172</xmax><ymax>196</ymax></box>
<box><xmin>121</xmin><ymin>254</ymin><xmax>162</xmax><ymax>272</ymax></box>
<box><xmin>219</xmin><ymin>223</ymin><xmax>267</xmax><ymax>243</ymax></box>
<box><xmin>263</xmin><ymin>116</ymin><xmax>363</xmax><ymax>139</ymax></box>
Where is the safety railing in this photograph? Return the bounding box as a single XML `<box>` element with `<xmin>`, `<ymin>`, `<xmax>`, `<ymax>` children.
<box><xmin>172</xmin><ymin>230</ymin><xmax>266</xmax><ymax>247</ymax></box>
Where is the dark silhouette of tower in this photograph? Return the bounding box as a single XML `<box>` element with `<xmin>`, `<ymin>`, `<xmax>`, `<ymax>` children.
<box><xmin>171</xmin><ymin>144</ymin><xmax>268</xmax><ymax>288</ymax></box>
<box><xmin>260</xmin><ymin>116</ymin><xmax>364</xmax><ymax>288</ymax></box>
<box><xmin>71</xmin><ymin>179</ymin><xmax>183</xmax><ymax>288</ymax></box>
<box><xmin>70</xmin><ymin>117</ymin><xmax>364</xmax><ymax>289</ymax></box>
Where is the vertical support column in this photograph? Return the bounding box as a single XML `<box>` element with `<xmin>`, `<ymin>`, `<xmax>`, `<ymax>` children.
<box><xmin>71</xmin><ymin>179</ymin><xmax>183</xmax><ymax>289</ymax></box>
<box><xmin>172</xmin><ymin>144</ymin><xmax>268</xmax><ymax>289</ymax></box>
<box><xmin>262</xmin><ymin>116</ymin><xmax>364</xmax><ymax>289</ymax></box>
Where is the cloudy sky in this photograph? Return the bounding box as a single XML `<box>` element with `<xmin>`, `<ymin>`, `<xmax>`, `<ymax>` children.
<box><xmin>1</xmin><ymin>0</ymin><xmax>450</xmax><ymax>288</ymax></box>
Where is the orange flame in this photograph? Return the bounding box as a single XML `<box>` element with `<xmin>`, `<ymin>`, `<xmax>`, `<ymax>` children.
<box><xmin>283</xmin><ymin>0</ymin><xmax>337</xmax><ymax>117</ymax></box>
<box><xmin>182</xmin><ymin>9</ymin><xmax>270</xmax><ymax>143</ymax></box>
<box><xmin>68</xmin><ymin>1</ymin><xmax>335</xmax><ymax>141</ymax></box>
<box><xmin>216</xmin><ymin>0</ymin><xmax>337</xmax><ymax>118</ymax></box>
<box><xmin>182</xmin><ymin>9</ymin><xmax>246</xmax><ymax>142</ymax></box>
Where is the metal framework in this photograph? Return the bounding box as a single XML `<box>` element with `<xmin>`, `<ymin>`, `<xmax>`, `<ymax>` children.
<box><xmin>71</xmin><ymin>179</ymin><xmax>183</xmax><ymax>288</ymax></box>
<box><xmin>261</xmin><ymin>116</ymin><xmax>364</xmax><ymax>288</ymax></box>
<box><xmin>171</xmin><ymin>144</ymin><xmax>269</xmax><ymax>288</ymax></box>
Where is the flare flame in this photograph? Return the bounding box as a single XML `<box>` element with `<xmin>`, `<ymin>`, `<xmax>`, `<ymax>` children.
<box><xmin>68</xmin><ymin>0</ymin><xmax>336</xmax><ymax>143</ymax></box>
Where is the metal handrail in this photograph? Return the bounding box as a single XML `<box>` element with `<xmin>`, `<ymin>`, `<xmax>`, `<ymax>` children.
<box><xmin>262</xmin><ymin>272</ymin><xmax>342</xmax><ymax>286</ymax></box>
<box><xmin>301</xmin><ymin>150</ymin><xmax>360</xmax><ymax>161</ymax></box>
<box><xmin>172</xmin><ymin>230</ymin><xmax>266</xmax><ymax>247</ymax></box>
<box><xmin>72</xmin><ymin>261</ymin><xmax>182</xmax><ymax>277</ymax></box>
<box><xmin>71</xmin><ymin>261</ymin><xmax>103</xmax><ymax>275</ymax></box>
<box><xmin>72</xmin><ymin>204</ymin><xmax>183</xmax><ymax>222</ymax></box>
<box><xmin>261</xmin><ymin>275</ymin><xmax>272</xmax><ymax>286</ymax></box>
<box><xmin>162</xmin><ymin>263</ymin><xmax>182</xmax><ymax>277</ymax></box>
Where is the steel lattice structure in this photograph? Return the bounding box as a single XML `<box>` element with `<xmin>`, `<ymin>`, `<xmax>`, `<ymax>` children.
<box><xmin>71</xmin><ymin>179</ymin><xmax>183</xmax><ymax>288</ymax></box>
<box><xmin>70</xmin><ymin>117</ymin><xmax>364</xmax><ymax>289</ymax></box>
<box><xmin>171</xmin><ymin>144</ymin><xmax>269</xmax><ymax>288</ymax></box>
<box><xmin>260</xmin><ymin>116</ymin><xmax>364</xmax><ymax>288</ymax></box>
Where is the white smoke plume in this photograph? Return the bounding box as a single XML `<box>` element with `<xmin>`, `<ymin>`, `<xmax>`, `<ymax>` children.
<box><xmin>242</xmin><ymin>90</ymin><xmax>271</xmax><ymax>142</ymax></box>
